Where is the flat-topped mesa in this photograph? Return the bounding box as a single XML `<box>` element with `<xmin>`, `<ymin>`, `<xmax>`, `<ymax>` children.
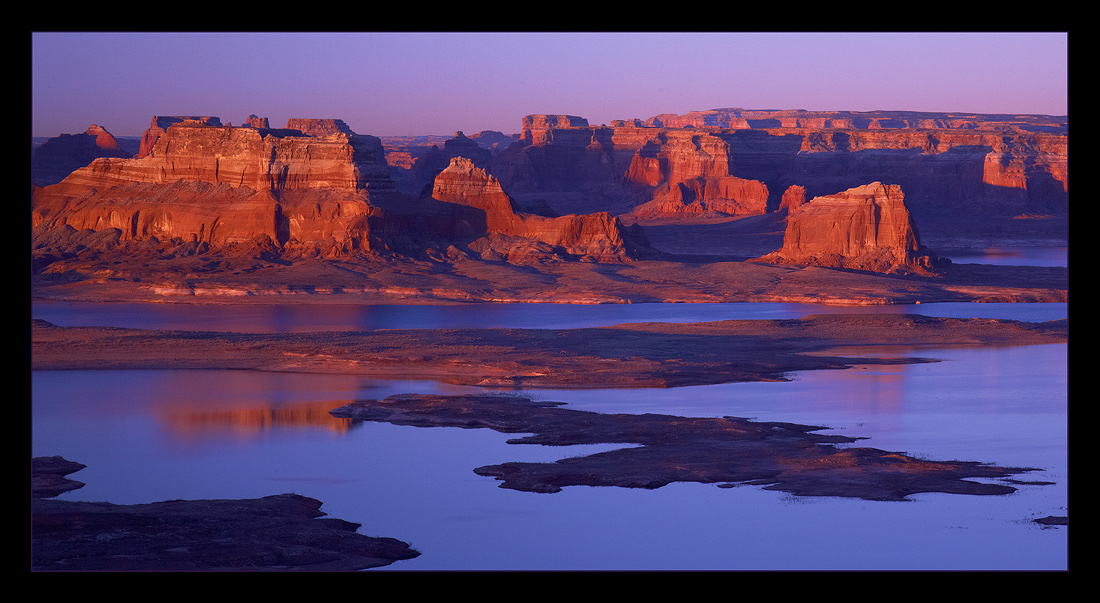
<box><xmin>491</xmin><ymin>109</ymin><xmax>1067</xmax><ymax>220</ymax></box>
<box><xmin>31</xmin><ymin>116</ymin><xmax>400</xmax><ymax>250</ymax></box>
<box><xmin>432</xmin><ymin>157</ymin><xmax>653</xmax><ymax>262</ymax></box>
<box><xmin>758</xmin><ymin>182</ymin><xmax>941</xmax><ymax>275</ymax></box>
<box><xmin>243</xmin><ymin>114</ymin><xmax>270</xmax><ymax>129</ymax></box>
<box><xmin>45</xmin><ymin>115</ymin><xmax>395</xmax><ymax>195</ymax></box>
<box><xmin>284</xmin><ymin>118</ymin><xmax>356</xmax><ymax>137</ymax></box>
<box><xmin>521</xmin><ymin>114</ymin><xmax>591</xmax><ymax>145</ymax></box>
<box><xmin>136</xmin><ymin>116</ymin><xmax>224</xmax><ymax>158</ymax></box>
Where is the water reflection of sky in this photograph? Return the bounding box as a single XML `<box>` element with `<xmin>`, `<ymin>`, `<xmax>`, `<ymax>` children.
<box><xmin>29</xmin><ymin>248</ymin><xmax>1068</xmax><ymax>570</ymax></box>
<box><xmin>944</xmin><ymin>246</ymin><xmax>1068</xmax><ymax>268</ymax></box>
<box><xmin>31</xmin><ymin>341</ymin><xmax>1068</xmax><ymax>570</ymax></box>
<box><xmin>32</xmin><ymin>300</ymin><xmax>1068</xmax><ymax>333</ymax></box>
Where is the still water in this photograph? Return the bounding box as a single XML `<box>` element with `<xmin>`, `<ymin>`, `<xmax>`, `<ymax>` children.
<box><xmin>30</xmin><ymin>249</ymin><xmax>1068</xmax><ymax>570</ymax></box>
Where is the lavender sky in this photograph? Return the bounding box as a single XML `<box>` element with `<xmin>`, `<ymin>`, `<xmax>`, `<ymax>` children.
<box><xmin>31</xmin><ymin>31</ymin><xmax>1068</xmax><ymax>139</ymax></box>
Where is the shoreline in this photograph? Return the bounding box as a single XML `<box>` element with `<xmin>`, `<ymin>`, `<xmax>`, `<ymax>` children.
<box><xmin>31</xmin><ymin>314</ymin><xmax>1067</xmax><ymax>389</ymax></box>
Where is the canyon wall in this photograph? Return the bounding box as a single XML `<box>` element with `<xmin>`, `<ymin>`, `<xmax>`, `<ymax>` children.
<box><xmin>487</xmin><ymin>111</ymin><xmax>1068</xmax><ymax>221</ymax></box>
<box><xmin>31</xmin><ymin>116</ymin><xmax>649</xmax><ymax>263</ymax></box>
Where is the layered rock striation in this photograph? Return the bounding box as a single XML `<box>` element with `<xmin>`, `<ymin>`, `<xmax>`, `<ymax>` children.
<box><xmin>31</xmin><ymin>115</ymin><xmax>651</xmax><ymax>264</ymax></box>
<box><xmin>488</xmin><ymin>110</ymin><xmax>1068</xmax><ymax>221</ymax></box>
<box><xmin>431</xmin><ymin>157</ymin><xmax>653</xmax><ymax>262</ymax></box>
<box><xmin>644</xmin><ymin>108</ymin><xmax>1067</xmax><ymax>134</ymax></box>
<box><xmin>758</xmin><ymin>182</ymin><xmax>940</xmax><ymax>274</ymax></box>
<box><xmin>32</xmin><ymin>117</ymin><xmax>399</xmax><ymax>255</ymax></box>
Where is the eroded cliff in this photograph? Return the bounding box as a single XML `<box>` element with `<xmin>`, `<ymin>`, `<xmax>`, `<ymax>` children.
<box><xmin>757</xmin><ymin>182</ymin><xmax>940</xmax><ymax>274</ymax></box>
<box><xmin>485</xmin><ymin>111</ymin><xmax>1068</xmax><ymax>224</ymax></box>
<box><xmin>431</xmin><ymin>157</ymin><xmax>653</xmax><ymax>262</ymax></box>
<box><xmin>31</xmin><ymin>116</ymin><xmax>650</xmax><ymax>265</ymax></box>
<box><xmin>32</xmin><ymin>117</ymin><xmax>398</xmax><ymax>254</ymax></box>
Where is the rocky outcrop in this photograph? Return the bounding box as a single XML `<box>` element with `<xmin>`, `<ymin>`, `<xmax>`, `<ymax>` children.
<box><xmin>644</xmin><ymin>108</ymin><xmax>1067</xmax><ymax>134</ymax></box>
<box><xmin>31</xmin><ymin>124</ymin><xmax>132</xmax><ymax>186</ymax></box>
<box><xmin>488</xmin><ymin>110</ymin><xmax>1068</xmax><ymax>221</ymax></box>
<box><xmin>136</xmin><ymin>116</ymin><xmax>223</xmax><ymax>158</ymax></box>
<box><xmin>32</xmin><ymin>116</ymin><xmax>401</xmax><ymax>252</ymax></box>
<box><xmin>31</xmin><ymin>456</ymin><xmax>87</xmax><ymax>498</ymax></box>
<box><xmin>758</xmin><ymin>182</ymin><xmax>940</xmax><ymax>274</ymax></box>
<box><xmin>399</xmin><ymin>131</ymin><xmax>494</xmax><ymax>197</ymax></box>
<box><xmin>432</xmin><ymin>157</ymin><xmax>653</xmax><ymax>262</ymax></box>
<box><xmin>243</xmin><ymin>114</ymin><xmax>270</xmax><ymax>129</ymax></box>
<box><xmin>31</xmin><ymin>116</ymin><xmax>651</xmax><ymax>264</ymax></box>
<box><xmin>621</xmin><ymin>129</ymin><xmax>770</xmax><ymax>221</ymax></box>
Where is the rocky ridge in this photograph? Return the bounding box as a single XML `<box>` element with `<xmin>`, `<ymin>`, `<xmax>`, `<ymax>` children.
<box><xmin>30</xmin><ymin>108</ymin><xmax>1068</xmax><ymax>301</ymax></box>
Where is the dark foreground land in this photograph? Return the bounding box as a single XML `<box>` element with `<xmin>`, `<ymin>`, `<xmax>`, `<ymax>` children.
<box><xmin>331</xmin><ymin>393</ymin><xmax>1051</xmax><ymax>501</ymax></box>
<box><xmin>31</xmin><ymin>457</ymin><xmax>421</xmax><ymax>571</ymax></box>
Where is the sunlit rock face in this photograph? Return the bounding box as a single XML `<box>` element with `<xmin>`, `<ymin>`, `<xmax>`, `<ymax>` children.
<box><xmin>431</xmin><ymin>157</ymin><xmax>653</xmax><ymax>262</ymax></box>
<box><xmin>758</xmin><ymin>182</ymin><xmax>941</xmax><ymax>274</ymax></box>
<box><xmin>31</xmin><ymin>116</ymin><xmax>398</xmax><ymax>249</ymax></box>
<box><xmin>30</xmin><ymin>117</ymin><xmax>653</xmax><ymax>263</ymax></box>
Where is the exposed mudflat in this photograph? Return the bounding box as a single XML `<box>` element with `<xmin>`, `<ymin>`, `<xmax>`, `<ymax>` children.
<box><xmin>31</xmin><ymin>313</ymin><xmax>1067</xmax><ymax>388</ymax></box>
<box><xmin>330</xmin><ymin>393</ymin><xmax>1042</xmax><ymax>501</ymax></box>
<box><xmin>31</xmin><ymin>240</ymin><xmax>1067</xmax><ymax>306</ymax></box>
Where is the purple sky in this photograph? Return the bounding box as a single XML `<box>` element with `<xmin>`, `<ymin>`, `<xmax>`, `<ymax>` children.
<box><xmin>31</xmin><ymin>32</ymin><xmax>1069</xmax><ymax>139</ymax></box>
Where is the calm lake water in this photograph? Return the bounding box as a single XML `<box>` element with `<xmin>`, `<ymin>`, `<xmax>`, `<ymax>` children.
<box><xmin>30</xmin><ymin>248</ymin><xmax>1069</xmax><ymax>571</ymax></box>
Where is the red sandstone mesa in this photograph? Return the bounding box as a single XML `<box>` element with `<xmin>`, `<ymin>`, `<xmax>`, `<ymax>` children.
<box><xmin>32</xmin><ymin>116</ymin><xmax>394</xmax><ymax>254</ymax></box>
<box><xmin>486</xmin><ymin>110</ymin><xmax>1067</xmax><ymax>221</ymax></box>
<box><xmin>30</xmin><ymin>108</ymin><xmax>1067</xmax><ymax>285</ymax></box>
<box><xmin>430</xmin><ymin>156</ymin><xmax>651</xmax><ymax>262</ymax></box>
<box><xmin>757</xmin><ymin>182</ymin><xmax>940</xmax><ymax>274</ymax></box>
<box><xmin>31</xmin><ymin>115</ymin><xmax>651</xmax><ymax>264</ymax></box>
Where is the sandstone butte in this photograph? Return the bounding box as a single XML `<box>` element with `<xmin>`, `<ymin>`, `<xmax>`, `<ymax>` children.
<box><xmin>30</xmin><ymin>109</ymin><xmax>1068</xmax><ymax>304</ymax></box>
<box><xmin>31</xmin><ymin>115</ymin><xmax>652</xmax><ymax>265</ymax></box>
<box><xmin>757</xmin><ymin>182</ymin><xmax>940</xmax><ymax>275</ymax></box>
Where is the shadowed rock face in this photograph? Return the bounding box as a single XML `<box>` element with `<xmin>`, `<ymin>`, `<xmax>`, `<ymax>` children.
<box><xmin>31</xmin><ymin>124</ymin><xmax>133</xmax><ymax>187</ymax></box>
<box><xmin>330</xmin><ymin>394</ymin><xmax>1043</xmax><ymax>501</ymax></box>
<box><xmin>487</xmin><ymin>110</ymin><xmax>1067</xmax><ymax>219</ymax></box>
